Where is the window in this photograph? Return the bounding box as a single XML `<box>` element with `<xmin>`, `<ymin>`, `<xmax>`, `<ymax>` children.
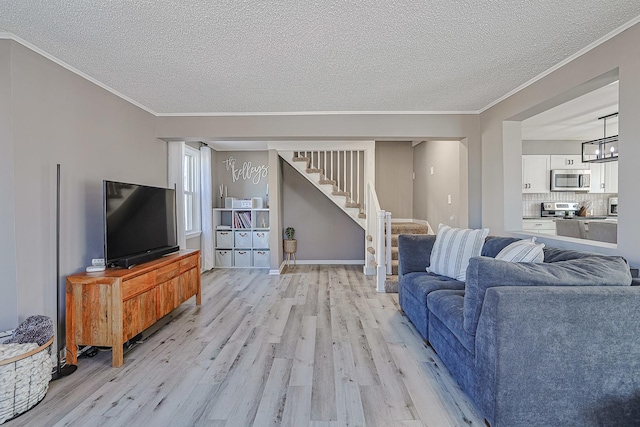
<box><xmin>184</xmin><ymin>146</ymin><xmax>201</xmax><ymax>235</ymax></box>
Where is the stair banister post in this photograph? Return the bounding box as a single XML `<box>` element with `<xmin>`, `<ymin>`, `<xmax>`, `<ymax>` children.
<box><xmin>343</xmin><ymin>150</ymin><xmax>347</xmax><ymax>195</ymax></box>
<box><xmin>376</xmin><ymin>210</ymin><xmax>386</xmax><ymax>292</ymax></box>
<box><xmin>377</xmin><ymin>210</ymin><xmax>385</xmax><ymax>267</ymax></box>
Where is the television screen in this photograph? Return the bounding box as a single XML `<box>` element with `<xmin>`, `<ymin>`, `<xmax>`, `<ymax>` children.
<box><xmin>104</xmin><ymin>180</ymin><xmax>178</xmax><ymax>267</ymax></box>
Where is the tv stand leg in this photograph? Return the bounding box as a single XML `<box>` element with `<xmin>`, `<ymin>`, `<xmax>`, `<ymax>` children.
<box><xmin>66</xmin><ymin>343</ymin><xmax>78</xmax><ymax>365</ymax></box>
<box><xmin>112</xmin><ymin>343</ymin><xmax>124</xmax><ymax>367</ymax></box>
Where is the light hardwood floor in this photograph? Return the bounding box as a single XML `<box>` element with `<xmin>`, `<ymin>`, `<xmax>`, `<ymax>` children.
<box><xmin>7</xmin><ymin>265</ymin><xmax>484</xmax><ymax>427</ymax></box>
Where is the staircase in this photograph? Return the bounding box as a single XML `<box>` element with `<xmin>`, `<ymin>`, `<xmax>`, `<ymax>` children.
<box><xmin>279</xmin><ymin>149</ymin><xmax>393</xmax><ymax>292</ymax></box>
<box><xmin>382</xmin><ymin>222</ymin><xmax>430</xmax><ymax>292</ymax></box>
<box><xmin>284</xmin><ymin>151</ymin><xmax>367</xmax><ymax>229</ymax></box>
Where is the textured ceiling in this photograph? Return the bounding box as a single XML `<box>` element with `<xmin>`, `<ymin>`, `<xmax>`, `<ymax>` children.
<box><xmin>1</xmin><ymin>1</ymin><xmax>639</xmax><ymax>114</ymax></box>
<box><xmin>522</xmin><ymin>81</ymin><xmax>618</xmax><ymax>140</ymax></box>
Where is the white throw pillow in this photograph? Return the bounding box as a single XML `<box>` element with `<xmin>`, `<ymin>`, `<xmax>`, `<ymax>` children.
<box><xmin>495</xmin><ymin>237</ymin><xmax>545</xmax><ymax>263</ymax></box>
<box><xmin>427</xmin><ymin>224</ymin><xmax>489</xmax><ymax>281</ymax></box>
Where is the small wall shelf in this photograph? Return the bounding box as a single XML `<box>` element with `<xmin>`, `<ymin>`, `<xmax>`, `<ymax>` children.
<box><xmin>213</xmin><ymin>208</ymin><xmax>270</xmax><ymax>268</ymax></box>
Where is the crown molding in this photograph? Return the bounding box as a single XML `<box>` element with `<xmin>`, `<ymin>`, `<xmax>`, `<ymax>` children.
<box><xmin>155</xmin><ymin>110</ymin><xmax>480</xmax><ymax>117</ymax></box>
<box><xmin>1</xmin><ymin>32</ymin><xmax>157</xmax><ymax>115</ymax></box>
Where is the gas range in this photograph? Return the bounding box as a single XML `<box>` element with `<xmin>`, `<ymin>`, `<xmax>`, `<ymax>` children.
<box><xmin>540</xmin><ymin>202</ymin><xmax>580</xmax><ymax>218</ymax></box>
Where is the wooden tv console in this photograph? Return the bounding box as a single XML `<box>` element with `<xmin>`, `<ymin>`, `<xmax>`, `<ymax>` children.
<box><xmin>66</xmin><ymin>250</ymin><xmax>201</xmax><ymax>367</ymax></box>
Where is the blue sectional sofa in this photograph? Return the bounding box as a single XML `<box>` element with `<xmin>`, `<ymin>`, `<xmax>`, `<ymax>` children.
<box><xmin>398</xmin><ymin>234</ymin><xmax>640</xmax><ymax>427</ymax></box>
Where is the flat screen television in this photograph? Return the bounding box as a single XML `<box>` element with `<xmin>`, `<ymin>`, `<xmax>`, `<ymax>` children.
<box><xmin>104</xmin><ymin>180</ymin><xmax>179</xmax><ymax>268</ymax></box>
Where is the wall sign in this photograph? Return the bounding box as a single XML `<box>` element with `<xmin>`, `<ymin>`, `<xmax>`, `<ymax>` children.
<box><xmin>223</xmin><ymin>156</ymin><xmax>269</xmax><ymax>184</ymax></box>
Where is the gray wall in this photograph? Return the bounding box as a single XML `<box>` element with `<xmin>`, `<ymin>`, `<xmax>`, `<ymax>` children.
<box><xmin>375</xmin><ymin>141</ymin><xmax>413</xmax><ymax>219</ymax></box>
<box><xmin>0</xmin><ymin>41</ymin><xmax>18</xmax><ymax>330</ymax></box>
<box><xmin>413</xmin><ymin>141</ymin><xmax>462</xmax><ymax>229</ymax></box>
<box><xmin>480</xmin><ymin>22</ymin><xmax>640</xmax><ymax>265</ymax></box>
<box><xmin>213</xmin><ymin>151</ymin><xmax>269</xmax><ymax>205</ymax></box>
<box><xmin>2</xmin><ymin>40</ymin><xmax>161</xmax><ymax>331</ymax></box>
<box><xmin>157</xmin><ymin>114</ymin><xmax>482</xmax><ymax>228</ymax></box>
<box><xmin>522</xmin><ymin>140</ymin><xmax>582</xmax><ymax>155</ymax></box>
<box><xmin>282</xmin><ymin>162</ymin><xmax>364</xmax><ymax>261</ymax></box>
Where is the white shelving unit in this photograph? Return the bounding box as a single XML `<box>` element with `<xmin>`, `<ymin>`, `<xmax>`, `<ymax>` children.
<box><xmin>214</xmin><ymin>208</ymin><xmax>270</xmax><ymax>268</ymax></box>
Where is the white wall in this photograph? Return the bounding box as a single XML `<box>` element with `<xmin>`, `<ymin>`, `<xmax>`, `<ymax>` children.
<box><xmin>4</xmin><ymin>40</ymin><xmax>162</xmax><ymax>331</ymax></box>
<box><xmin>480</xmin><ymin>22</ymin><xmax>640</xmax><ymax>266</ymax></box>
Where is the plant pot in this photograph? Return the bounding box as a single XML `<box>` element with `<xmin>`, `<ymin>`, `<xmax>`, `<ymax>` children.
<box><xmin>284</xmin><ymin>239</ymin><xmax>297</xmax><ymax>254</ymax></box>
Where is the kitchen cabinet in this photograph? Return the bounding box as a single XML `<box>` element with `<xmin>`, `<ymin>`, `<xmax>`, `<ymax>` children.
<box><xmin>604</xmin><ymin>161</ymin><xmax>618</xmax><ymax>193</ymax></box>
<box><xmin>590</xmin><ymin>163</ymin><xmax>604</xmax><ymax>193</ymax></box>
<box><xmin>522</xmin><ymin>155</ymin><xmax>550</xmax><ymax>193</ymax></box>
<box><xmin>589</xmin><ymin>162</ymin><xmax>618</xmax><ymax>193</ymax></box>
<box><xmin>549</xmin><ymin>155</ymin><xmax>590</xmax><ymax>170</ymax></box>
<box><xmin>522</xmin><ymin>218</ymin><xmax>556</xmax><ymax>235</ymax></box>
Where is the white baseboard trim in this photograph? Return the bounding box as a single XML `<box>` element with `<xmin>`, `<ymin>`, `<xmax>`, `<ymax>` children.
<box><xmin>289</xmin><ymin>260</ymin><xmax>365</xmax><ymax>265</ymax></box>
<box><xmin>270</xmin><ymin>262</ymin><xmax>287</xmax><ymax>275</ymax></box>
<box><xmin>391</xmin><ymin>218</ymin><xmax>413</xmax><ymax>223</ymax></box>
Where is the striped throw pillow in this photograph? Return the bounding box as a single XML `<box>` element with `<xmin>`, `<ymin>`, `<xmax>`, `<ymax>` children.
<box><xmin>427</xmin><ymin>224</ymin><xmax>489</xmax><ymax>281</ymax></box>
<box><xmin>495</xmin><ymin>237</ymin><xmax>545</xmax><ymax>263</ymax></box>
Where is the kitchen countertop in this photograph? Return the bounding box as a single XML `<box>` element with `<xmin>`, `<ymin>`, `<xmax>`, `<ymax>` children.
<box><xmin>523</xmin><ymin>216</ymin><xmax>617</xmax><ymax>222</ymax></box>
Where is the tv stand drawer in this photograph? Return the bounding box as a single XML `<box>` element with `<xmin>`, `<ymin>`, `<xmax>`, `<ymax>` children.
<box><xmin>122</xmin><ymin>271</ymin><xmax>156</xmax><ymax>301</ymax></box>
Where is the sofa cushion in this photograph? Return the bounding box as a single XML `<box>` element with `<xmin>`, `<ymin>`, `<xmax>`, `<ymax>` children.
<box><xmin>542</xmin><ymin>246</ymin><xmax>598</xmax><ymax>263</ymax></box>
<box><xmin>428</xmin><ymin>224</ymin><xmax>489</xmax><ymax>281</ymax></box>
<box><xmin>397</xmin><ymin>234</ymin><xmax>438</xmax><ymax>277</ymax></box>
<box><xmin>427</xmin><ymin>289</ymin><xmax>475</xmax><ymax>354</ymax></box>
<box><xmin>495</xmin><ymin>237</ymin><xmax>544</xmax><ymax>263</ymax></box>
<box><xmin>401</xmin><ymin>272</ymin><xmax>465</xmax><ymax>307</ymax></box>
<box><xmin>481</xmin><ymin>236</ymin><xmax>522</xmax><ymax>258</ymax></box>
<box><xmin>463</xmin><ymin>255</ymin><xmax>632</xmax><ymax>335</ymax></box>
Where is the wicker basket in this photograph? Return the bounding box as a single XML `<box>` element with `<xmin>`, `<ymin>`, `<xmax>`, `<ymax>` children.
<box><xmin>0</xmin><ymin>336</ymin><xmax>54</xmax><ymax>424</ymax></box>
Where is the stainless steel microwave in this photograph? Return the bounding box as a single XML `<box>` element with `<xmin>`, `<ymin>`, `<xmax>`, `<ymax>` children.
<box><xmin>550</xmin><ymin>169</ymin><xmax>591</xmax><ymax>192</ymax></box>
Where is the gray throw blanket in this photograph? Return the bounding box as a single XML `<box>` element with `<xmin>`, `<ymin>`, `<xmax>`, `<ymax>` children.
<box><xmin>3</xmin><ymin>315</ymin><xmax>54</xmax><ymax>346</ymax></box>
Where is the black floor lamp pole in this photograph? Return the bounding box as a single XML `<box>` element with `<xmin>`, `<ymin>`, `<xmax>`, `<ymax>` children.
<box><xmin>52</xmin><ymin>164</ymin><xmax>76</xmax><ymax>381</ymax></box>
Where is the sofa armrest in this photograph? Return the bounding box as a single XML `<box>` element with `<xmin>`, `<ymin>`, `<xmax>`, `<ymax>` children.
<box><xmin>397</xmin><ymin>234</ymin><xmax>436</xmax><ymax>278</ymax></box>
<box><xmin>475</xmin><ymin>286</ymin><xmax>640</xmax><ymax>427</ymax></box>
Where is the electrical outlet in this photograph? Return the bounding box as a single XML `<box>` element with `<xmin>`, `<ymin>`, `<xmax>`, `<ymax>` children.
<box><xmin>430</xmin><ymin>166</ymin><xmax>434</xmax><ymax>175</ymax></box>
<box><xmin>447</xmin><ymin>195</ymin><xmax>452</xmax><ymax>204</ymax></box>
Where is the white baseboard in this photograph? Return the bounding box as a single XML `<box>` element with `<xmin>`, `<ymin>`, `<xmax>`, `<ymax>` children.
<box><xmin>391</xmin><ymin>218</ymin><xmax>413</xmax><ymax>223</ymax></box>
<box><xmin>287</xmin><ymin>260</ymin><xmax>365</xmax><ymax>265</ymax></box>
<box><xmin>270</xmin><ymin>262</ymin><xmax>287</xmax><ymax>275</ymax></box>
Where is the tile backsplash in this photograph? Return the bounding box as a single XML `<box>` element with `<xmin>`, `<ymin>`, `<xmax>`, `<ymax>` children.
<box><xmin>522</xmin><ymin>192</ymin><xmax>616</xmax><ymax>217</ymax></box>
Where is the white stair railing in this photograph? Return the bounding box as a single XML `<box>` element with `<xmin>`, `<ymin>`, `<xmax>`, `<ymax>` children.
<box><xmin>366</xmin><ymin>182</ymin><xmax>392</xmax><ymax>292</ymax></box>
<box><xmin>295</xmin><ymin>150</ymin><xmax>365</xmax><ymax>211</ymax></box>
<box><xmin>290</xmin><ymin>149</ymin><xmax>391</xmax><ymax>291</ymax></box>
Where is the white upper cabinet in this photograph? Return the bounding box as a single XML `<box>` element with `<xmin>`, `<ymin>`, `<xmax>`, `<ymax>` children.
<box><xmin>590</xmin><ymin>163</ymin><xmax>604</xmax><ymax>193</ymax></box>
<box><xmin>549</xmin><ymin>155</ymin><xmax>590</xmax><ymax>170</ymax></box>
<box><xmin>589</xmin><ymin>162</ymin><xmax>618</xmax><ymax>193</ymax></box>
<box><xmin>604</xmin><ymin>161</ymin><xmax>618</xmax><ymax>193</ymax></box>
<box><xmin>522</xmin><ymin>155</ymin><xmax>550</xmax><ymax>193</ymax></box>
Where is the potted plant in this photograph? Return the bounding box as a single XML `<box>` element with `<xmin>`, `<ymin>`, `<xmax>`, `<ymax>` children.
<box><xmin>283</xmin><ymin>227</ymin><xmax>297</xmax><ymax>265</ymax></box>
